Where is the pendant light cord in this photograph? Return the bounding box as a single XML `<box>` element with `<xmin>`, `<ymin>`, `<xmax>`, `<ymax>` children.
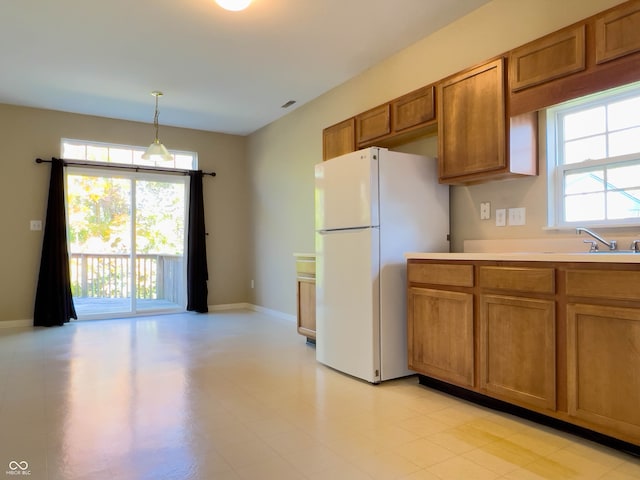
<box><xmin>153</xmin><ymin>93</ymin><xmax>161</xmax><ymax>143</ymax></box>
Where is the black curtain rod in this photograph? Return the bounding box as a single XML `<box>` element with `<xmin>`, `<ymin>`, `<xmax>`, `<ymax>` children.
<box><xmin>35</xmin><ymin>158</ymin><xmax>216</xmax><ymax>177</ymax></box>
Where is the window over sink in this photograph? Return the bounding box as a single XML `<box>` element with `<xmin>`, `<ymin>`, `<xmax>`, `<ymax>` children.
<box><xmin>546</xmin><ymin>81</ymin><xmax>640</xmax><ymax>228</ymax></box>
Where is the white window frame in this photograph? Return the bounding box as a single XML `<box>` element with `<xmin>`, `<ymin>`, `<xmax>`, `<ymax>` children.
<box><xmin>61</xmin><ymin>138</ymin><xmax>198</xmax><ymax>170</ymax></box>
<box><xmin>546</xmin><ymin>81</ymin><xmax>640</xmax><ymax>229</ymax></box>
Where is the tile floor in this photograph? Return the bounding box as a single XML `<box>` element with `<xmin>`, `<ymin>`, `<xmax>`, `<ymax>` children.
<box><xmin>0</xmin><ymin>309</ymin><xmax>639</xmax><ymax>480</ymax></box>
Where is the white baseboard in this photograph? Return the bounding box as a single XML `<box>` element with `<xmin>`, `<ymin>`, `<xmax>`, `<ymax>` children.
<box><xmin>208</xmin><ymin>302</ymin><xmax>254</xmax><ymax>311</ymax></box>
<box><xmin>1</xmin><ymin>305</ymin><xmax>295</xmax><ymax>328</ymax></box>
<box><xmin>209</xmin><ymin>303</ymin><xmax>296</xmax><ymax>322</ymax></box>
<box><xmin>251</xmin><ymin>304</ymin><xmax>296</xmax><ymax>323</ymax></box>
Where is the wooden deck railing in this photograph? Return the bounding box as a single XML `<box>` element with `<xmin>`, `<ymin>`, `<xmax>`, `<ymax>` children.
<box><xmin>69</xmin><ymin>253</ymin><xmax>184</xmax><ymax>302</ymax></box>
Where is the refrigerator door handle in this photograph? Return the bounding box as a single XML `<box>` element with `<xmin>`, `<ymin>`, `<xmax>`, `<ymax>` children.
<box><xmin>317</xmin><ymin>226</ymin><xmax>376</xmax><ymax>234</ymax></box>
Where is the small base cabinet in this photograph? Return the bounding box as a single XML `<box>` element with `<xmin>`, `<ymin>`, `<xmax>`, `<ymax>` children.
<box><xmin>480</xmin><ymin>294</ymin><xmax>556</xmax><ymax>411</ymax></box>
<box><xmin>408</xmin><ymin>287</ymin><xmax>474</xmax><ymax>388</ymax></box>
<box><xmin>567</xmin><ymin>303</ymin><xmax>640</xmax><ymax>442</ymax></box>
<box><xmin>294</xmin><ymin>254</ymin><xmax>316</xmax><ymax>343</ymax></box>
<box><xmin>478</xmin><ymin>266</ymin><xmax>556</xmax><ymax>411</ymax></box>
<box><xmin>407</xmin><ymin>258</ymin><xmax>640</xmax><ymax>448</ymax></box>
<box><xmin>565</xmin><ymin>266</ymin><xmax>640</xmax><ymax>443</ymax></box>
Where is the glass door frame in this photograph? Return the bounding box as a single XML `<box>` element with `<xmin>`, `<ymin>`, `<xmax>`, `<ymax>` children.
<box><xmin>66</xmin><ymin>166</ymin><xmax>189</xmax><ymax>320</ymax></box>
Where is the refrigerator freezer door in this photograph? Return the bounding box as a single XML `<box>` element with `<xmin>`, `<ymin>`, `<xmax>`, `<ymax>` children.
<box><xmin>314</xmin><ymin>149</ymin><xmax>379</xmax><ymax>231</ymax></box>
<box><xmin>316</xmin><ymin>227</ymin><xmax>380</xmax><ymax>383</ymax></box>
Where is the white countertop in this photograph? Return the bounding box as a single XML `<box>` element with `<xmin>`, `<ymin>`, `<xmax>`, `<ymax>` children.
<box><xmin>405</xmin><ymin>251</ymin><xmax>640</xmax><ymax>263</ymax></box>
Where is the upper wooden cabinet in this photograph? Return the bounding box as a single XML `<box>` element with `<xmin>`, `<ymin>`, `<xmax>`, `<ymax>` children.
<box><xmin>355</xmin><ymin>85</ymin><xmax>437</xmax><ymax>149</ymax></box>
<box><xmin>322</xmin><ymin>118</ymin><xmax>355</xmax><ymax>161</ymax></box>
<box><xmin>510</xmin><ymin>0</ymin><xmax>640</xmax><ymax>116</ymax></box>
<box><xmin>323</xmin><ymin>1</ymin><xmax>640</xmax><ymax>174</ymax></box>
<box><xmin>595</xmin><ymin>0</ymin><xmax>640</xmax><ymax>64</ymax></box>
<box><xmin>438</xmin><ymin>58</ymin><xmax>537</xmax><ymax>184</ymax></box>
<box><xmin>356</xmin><ymin>104</ymin><xmax>391</xmax><ymax>145</ymax></box>
<box><xmin>509</xmin><ymin>25</ymin><xmax>586</xmax><ymax>92</ymax></box>
<box><xmin>323</xmin><ymin>85</ymin><xmax>436</xmax><ymax>159</ymax></box>
<box><xmin>391</xmin><ymin>85</ymin><xmax>435</xmax><ymax>134</ymax></box>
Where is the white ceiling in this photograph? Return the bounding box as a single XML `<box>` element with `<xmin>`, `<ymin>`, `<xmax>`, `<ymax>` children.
<box><xmin>0</xmin><ymin>0</ymin><xmax>491</xmax><ymax>136</ymax></box>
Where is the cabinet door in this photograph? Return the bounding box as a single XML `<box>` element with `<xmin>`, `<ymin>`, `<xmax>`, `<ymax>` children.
<box><xmin>408</xmin><ymin>287</ymin><xmax>474</xmax><ymax>387</ymax></box>
<box><xmin>595</xmin><ymin>0</ymin><xmax>640</xmax><ymax>64</ymax></box>
<box><xmin>438</xmin><ymin>58</ymin><xmax>506</xmax><ymax>181</ymax></box>
<box><xmin>480</xmin><ymin>294</ymin><xmax>556</xmax><ymax>411</ymax></box>
<box><xmin>509</xmin><ymin>25</ymin><xmax>585</xmax><ymax>92</ymax></box>
<box><xmin>323</xmin><ymin>118</ymin><xmax>355</xmax><ymax>161</ymax></box>
<box><xmin>392</xmin><ymin>85</ymin><xmax>435</xmax><ymax>133</ymax></box>
<box><xmin>297</xmin><ymin>277</ymin><xmax>316</xmax><ymax>339</ymax></box>
<box><xmin>567</xmin><ymin>303</ymin><xmax>640</xmax><ymax>443</ymax></box>
<box><xmin>356</xmin><ymin>104</ymin><xmax>391</xmax><ymax>146</ymax></box>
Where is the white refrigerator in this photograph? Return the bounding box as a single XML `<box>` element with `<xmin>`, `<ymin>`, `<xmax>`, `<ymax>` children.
<box><xmin>315</xmin><ymin>147</ymin><xmax>449</xmax><ymax>383</ymax></box>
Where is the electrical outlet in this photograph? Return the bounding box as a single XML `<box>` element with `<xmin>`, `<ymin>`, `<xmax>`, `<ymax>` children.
<box><xmin>30</xmin><ymin>220</ymin><xmax>42</xmax><ymax>231</ymax></box>
<box><xmin>508</xmin><ymin>207</ymin><xmax>526</xmax><ymax>226</ymax></box>
<box><xmin>480</xmin><ymin>202</ymin><xmax>491</xmax><ymax>220</ymax></box>
<box><xmin>495</xmin><ymin>209</ymin><xmax>506</xmax><ymax>227</ymax></box>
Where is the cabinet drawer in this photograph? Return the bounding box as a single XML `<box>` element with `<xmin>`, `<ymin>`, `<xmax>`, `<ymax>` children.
<box><xmin>408</xmin><ymin>263</ymin><xmax>474</xmax><ymax>287</ymax></box>
<box><xmin>479</xmin><ymin>266</ymin><xmax>554</xmax><ymax>294</ymax></box>
<box><xmin>566</xmin><ymin>269</ymin><xmax>640</xmax><ymax>301</ymax></box>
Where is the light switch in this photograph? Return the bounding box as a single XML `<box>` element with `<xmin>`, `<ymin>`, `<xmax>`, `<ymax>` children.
<box><xmin>508</xmin><ymin>207</ymin><xmax>526</xmax><ymax>226</ymax></box>
<box><xmin>480</xmin><ymin>202</ymin><xmax>491</xmax><ymax>220</ymax></box>
<box><xmin>495</xmin><ymin>209</ymin><xmax>506</xmax><ymax>227</ymax></box>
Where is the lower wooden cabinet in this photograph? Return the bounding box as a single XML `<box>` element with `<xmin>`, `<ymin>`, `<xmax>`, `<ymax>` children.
<box><xmin>294</xmin><ymin>254</ymin><xmax>316</xmax><ymax>342</ymax></box>
<box><xmin>408</xmin><ymin>258</ymin><xmax>640</xmax><ymax>447</ymax></box>
<box><xmin>408</xmin><ymin>287</ymin><xmax>474</xmax><ymax>388</ymax></box>
<box><xmin>567</xmin><ymin>303</ymin><xmax>640</xmax><ymax>441</ymax></box>
<box><xmin>480</xmin><ymin>294</ymin><xmax>556</xmax><ymax>411</ymax></box>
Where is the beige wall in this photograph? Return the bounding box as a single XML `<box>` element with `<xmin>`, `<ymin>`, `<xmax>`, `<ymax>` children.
<box><xmin>0</xmin><ymin>104</ymin><xmax>250</xmax><ymax>323</ymax></box>
<box><xmin>247</xmin><ymin>0</ymin><xmax>626</xmax><ymax>316</ymax></box>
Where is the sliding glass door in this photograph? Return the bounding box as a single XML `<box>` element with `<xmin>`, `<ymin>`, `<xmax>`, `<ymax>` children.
<box><xmin>66</xmin><ymin>168</ymin><xmax>188</xmax><ymax>318</ymax></box>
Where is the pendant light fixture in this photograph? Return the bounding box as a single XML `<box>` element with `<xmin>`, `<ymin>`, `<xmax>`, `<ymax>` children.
<box><xmin>141</xmin><ymin>91</ymin><xmax>173</xmax><ymax>162</ymax></box>
<box><xmin>215</xmin><ymin>0</ymin><xmax>252</xmax><ymax>11</ymax></box>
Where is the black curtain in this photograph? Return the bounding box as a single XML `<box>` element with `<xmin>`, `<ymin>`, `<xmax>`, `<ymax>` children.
<box><xmin>186</xmin><ymin>171</ymin><xmax>209</xmax><ymax>313</ymax></box>
<box><xmin>34</xmin><ymin>158</ymin><xmax>77</xmax><ymax>326</ymax></box>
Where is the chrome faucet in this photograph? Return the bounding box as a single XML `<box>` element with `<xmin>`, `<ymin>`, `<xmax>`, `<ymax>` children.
<box><xmin>576</xmin><ymin>227</ymin><xmax>617</xmax><ymax>251</ymax></box>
